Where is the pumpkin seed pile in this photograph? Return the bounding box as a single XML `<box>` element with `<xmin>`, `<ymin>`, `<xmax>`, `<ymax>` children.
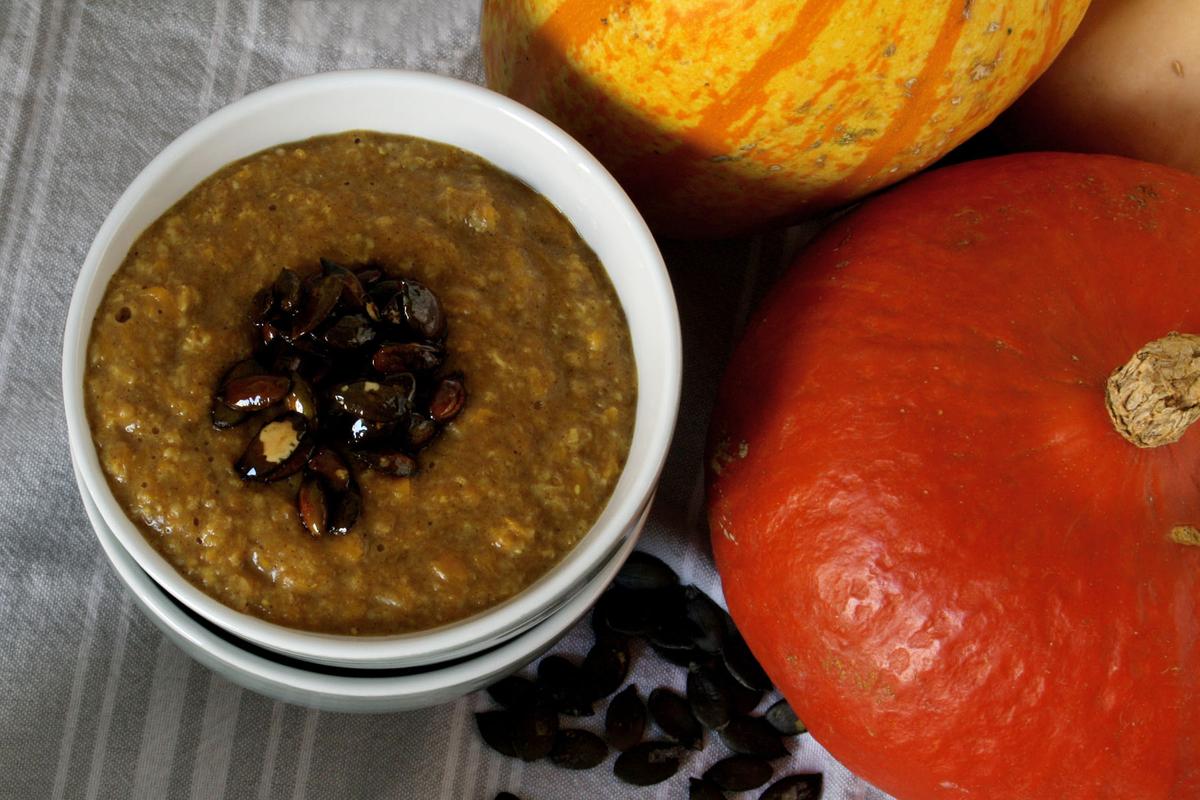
<box><xmin>476</xmin><ymin>552</ymin><xmax>823</xmax><ymax>799</ymax></box>
<box><xmin>210</xmin><ymin>258</ymin><xmax>465</xmax><ymax>537</ymax></box>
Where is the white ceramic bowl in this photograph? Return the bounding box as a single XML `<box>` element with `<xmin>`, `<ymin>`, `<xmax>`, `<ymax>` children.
<box><xmin>62</xmin><ymin>70</ymin><xmax>680</xmax><ymax>668</ymax></box>
<box><xmin>74</xmin><ymin>462</ymin><xmax>644</xmax><ymax>712</ymax></box>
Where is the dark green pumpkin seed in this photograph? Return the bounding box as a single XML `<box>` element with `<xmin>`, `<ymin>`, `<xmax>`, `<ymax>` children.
<box><xmin>687</xmin><ymin>664</ymin><xmax>732</xmax><ymax>730</ymax></box>
<box><xmin>612</xmin><ymin>741</ymin><xmax>684</xmax><ymax>786</ymax></box>
<box><xmin>651</xmin><ymin>642</ymin><xmax>705</xmax><ymax>670</ymax></box>
<box><xmin>487</xmin><ymin>675</ymin><xmax>537</xmax><ymax>710</ymax></box>
<box><xmin>729</xmin><ymin>683</ymin><xmax>764</xmax><ymax>716</ymax></box>
<box><xmin>648</xmin><ymin>688</ymin><xmax>704</xmax><ymax>750</ymax></box>
<box><xmin>723</xmin><ymin>630</ymin><xmax>773</xmax><ymax>693</ymax></box>
<box><xmin>683</xmin><ymin>585</ymin><xmax>731</xmax><ymax>653</ymax></box>
<box><xmin>720</xmin><ymin>715</ymin><xmax>789</xmax><ymax>759</ymax></box>
<box><xmin>605</xmin><ymin>685</ymin><xmax>646</xmax><ymax>751</ymax></box>
<box><xmin>703</xmin><ymin>755</ymin><xmax>773</xmax><ymax>792</ymax></box>
<box><xmin>614</xmin><ymin>551</ymin><xmax>678</xmax><ymax>591</ymax></box>
<box><xmin>475</xmin><ymin>707</ymin><xmax>557</xmax><ymax>762</ymax></box>
<box><xmin>537</xmin><ymin>655</ymin><xmax>593</xmax><ymax>717</ymax></box>
<box><xmin>689</xmin><ymin>777</ymin><xmax>727</xmax><ymax>800</ymax></box>
<box><xmin>599</xmin><ymin>589</ymin><xmax>657</xmax><ymax>636</ymax></box>
<box><xmin>760</xmin><ymin>773</ymin><xmax>824</xmax><ymax>800</ymax></box>
<box><xmin>580</xmin><ymin>637</ymin><xmax>629</xmax><ymax>700</ymax></box>
<box><xmin>548</xmin><ymin>729</ymin><xmax>607</xmax><ymax>770</ymax></box>
<box><xmin>764</xmin><ymin>699</ymin><xmax>806</xmax><ymax>736</ymax></box>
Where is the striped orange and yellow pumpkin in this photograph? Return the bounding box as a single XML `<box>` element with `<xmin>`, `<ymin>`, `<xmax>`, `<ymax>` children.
<box><xmin>482</xmin><ymin>0</ymin><xmax>1089</xmax><ymax>238</ymax></box>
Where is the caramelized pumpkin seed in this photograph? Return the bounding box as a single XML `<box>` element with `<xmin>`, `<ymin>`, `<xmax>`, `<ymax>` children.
<box><xmin>236</xmin><ymin>413</ymin><xmax>309</xmax><ymax>481</ymax></box>
<box><xmin>297</xmin><ymin>476</ymin><xmax>328</xmax><ymax>537</ymax></box>
<box><xmin>220</xmin><ymin>374</ymin><xmax>291</xmax><ymax>411</ymax></box>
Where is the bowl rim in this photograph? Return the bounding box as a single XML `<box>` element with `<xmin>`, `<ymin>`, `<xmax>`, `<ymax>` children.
<box><xmin>74</xmin><ymin>459</ymin><xmax>644</xmax><ymax>708</ymax></box>
<box><xmin>62</xmin><ymin>69</ymin><xmax>681</xmax><ymax>666</ymax></box>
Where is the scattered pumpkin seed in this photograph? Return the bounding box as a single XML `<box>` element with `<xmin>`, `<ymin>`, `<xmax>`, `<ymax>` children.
<box><xmin>723</xmin><ymin>630</ymin><xmax>774</xmax><ymax>693</ymax></box>
<box><xmin>549</xmin><ymin>729</ymin><xmax>608</xmax><ymax>770</ymax></box>
<box><xmin>475</xmin><ymin>706</ymin><xmax>557</xmax><ymax>762</ymax></box>
<box><xmin>719</xmin><ymin>715</ymin><xmax>789</xmax><ymax>759</ymax></box>
<box><xmin>689</xmin><ymin>777</ymin><xmax>727</xmax><ymax>800</ymax></box>
<box><xmin>759</xmin><ymin>773</ymin><xmax>823</xmax><ymax>800</ymax></box>
<box><xmin>764</xmin><ymin>699</ymin><xmax>806</xmax><ymax>736</ymax></box>
<box><xmin>614</xmin><ymin>551</ymin><xmax>679</xmax><ymax>591</ymax></box>
<box><xmin>688</xmin><ymin>664</ymin><xmax>733</xmax><ymax>731</ymax></box>
<box><xmin>613</xmin><ymin>741</ymin><xmax>684</xmax><ymax>786</ymax></box>
<box><xmin>648</xmin><ymin>688</ymin><xmax>704</xmax><ymax>751</ymax></box>
<box><xmin>580</xmin><ymin>637</ymin><xmax>629</xmax><ymax>700</ymax></box>
<box><xmin>605</xmin><ymin>684</ymin><xmax>646</xmax><ymax>752</ymax></box>
<box><xmin>537</xmin><ymin>655</ymin><xmax>594</xmax><ymax>717</ymax></box>
<box><xmin>703</xmin><ymin>755</ymin><xmax>774</xmax><ymax>792</ymax></box>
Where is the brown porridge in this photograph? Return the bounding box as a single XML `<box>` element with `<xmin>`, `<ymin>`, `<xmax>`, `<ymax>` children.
<box><xmin>84</xmin><ymin>131</ymin><xmax>636</xmax><ymax>634</ymax></box>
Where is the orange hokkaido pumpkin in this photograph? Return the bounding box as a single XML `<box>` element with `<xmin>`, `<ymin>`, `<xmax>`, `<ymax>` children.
<box><xmin>481</xmin><ymin>0</ymin><xmax>1089</xmax><ymax>238</ymax></box>
<box><xmin>707</xmin><ymin>153</ymin><xmax>1200</xmax><ymax>799</ymax></box>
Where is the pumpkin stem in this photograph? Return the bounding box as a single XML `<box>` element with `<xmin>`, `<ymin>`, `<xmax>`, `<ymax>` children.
<box><xmin>1105</xmin><ymin>332</ymin><xmax>1200</xmax><ymax>448</ymax></box>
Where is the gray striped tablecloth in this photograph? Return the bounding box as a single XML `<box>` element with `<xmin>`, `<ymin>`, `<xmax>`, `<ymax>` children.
<box><xmin>0</xmin><ymin>1</ymin><xmax>895</xmax><ymax>797</ymax></box>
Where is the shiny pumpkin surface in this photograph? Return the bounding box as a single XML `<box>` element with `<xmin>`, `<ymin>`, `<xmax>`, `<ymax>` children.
<box><xmin>482</xmin><ymin>0</ymin><xmax>1088</xmax><ymax>238</ymax></box>
<box><xmin>706</xmin><ymin>154</ymin><xmax>1200</xmax><ymax>799</ymax></box>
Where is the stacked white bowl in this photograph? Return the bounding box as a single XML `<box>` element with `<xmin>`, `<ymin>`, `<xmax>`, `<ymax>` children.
<box><xmin>61</xmin><ymin>71</ymin><xmax>682</xmax><ymax>712</ymax></box>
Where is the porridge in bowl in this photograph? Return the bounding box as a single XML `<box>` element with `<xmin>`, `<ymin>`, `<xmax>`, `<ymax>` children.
<box><xmin>84</xmin><ymin>131</ymin><xmax>636</xmax><ymax>635</ymax></box>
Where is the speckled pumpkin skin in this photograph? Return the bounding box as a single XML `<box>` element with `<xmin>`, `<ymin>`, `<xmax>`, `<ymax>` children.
<box><xmin>482</xmin><ymin>0</ymin><xmax>1089</xmax><ymax>238</ymax></box>
<box><xmin>706</xmin><ymin>153</ymin><xmax>1200</xmax><ymax>799</ymax></box>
